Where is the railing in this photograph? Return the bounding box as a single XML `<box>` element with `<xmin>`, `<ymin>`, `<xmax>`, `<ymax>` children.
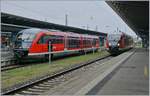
<box><xmin>1</xmin><ymin>47</ymin><xmax>16</xmax><ymax>67</ymax></box>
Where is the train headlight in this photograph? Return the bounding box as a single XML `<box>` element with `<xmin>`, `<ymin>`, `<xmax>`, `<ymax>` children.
<box><xmin>117</xmin><ymin>43</ymin><xmax>120</xmax><ymax>46</ymax></box>
<box><xmin>109</xmin><ymin>43</ymin><xmax>111</xmax><ymax>46</ymax></box>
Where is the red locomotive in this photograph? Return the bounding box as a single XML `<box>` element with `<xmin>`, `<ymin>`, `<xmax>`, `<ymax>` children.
<box><xmin>105</xmin><ymin>32</ymin><xmax>133</xmax><ymax>54</ymax></box>
<box><xmin>14</xmin><ymin>28</ymin><xmax>100</xmax><ymax>59</ymax></box>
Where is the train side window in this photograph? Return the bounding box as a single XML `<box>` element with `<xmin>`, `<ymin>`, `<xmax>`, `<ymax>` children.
<box><xmin>93</xmin><ymin>39</ymin><xmax>97</xmax><ymax>46</ymax></box>
<box><xmin>83</xmin><ymin>39</ymin><xmax>87</xmax><ymax>47</ymax></box>
<box><xmin>84</xmin><ymin>38</ymin><xmax>92</xmax><ymax>47</ymax></box>
<box><xmin>68</xmin><ymin>37</ymin><xmax>80</xmax><ymax>48</ymax></box>
<box><xmin>51</xmin><ymin>35</ymin><xmax>64</xmax><ymax>44</ymax></box>
<box><xmin>38</xmin><ymin>35</ymin><xmax>64</xmax><ymax>44</ymax></box>
<box><xmin>38</xmin><ymin>36</ymin><xmax>44</xmax><ymax>44</ymax></box>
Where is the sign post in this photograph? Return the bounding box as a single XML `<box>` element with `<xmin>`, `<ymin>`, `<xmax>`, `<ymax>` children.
<box><xmin>93</xmin><ymin>47</ymin><xmax>94</xmax><ymax>54</ymax></box>
<box><xmin>84</xmin><ymin>49</ymin><xmax>86</xmax><ymax>55</ymax></box>
<box><xmin>49</xmin><ymin>41</ymin><xmax>51</xmax><ymax>64</ymax></box>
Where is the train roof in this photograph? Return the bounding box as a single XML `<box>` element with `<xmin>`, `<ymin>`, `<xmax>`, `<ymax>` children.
<box><xmin>121</xmin><ymin>32</ymin><xmax>132</xmax><ymax>38</ymax></box>
<box><xmin>66</xmin><ymin>32</ymin><xmax>81</xmax><ymax>37</ymax></box>
<box><xmin>81</xmin><ymin>34</ymin><xmax>99</xmax><ymax>39</ymax></box>
<box><xmin>45</xmin><ymin>31</ymin><xmax>66</xmax><ymax>36</ymax></box>
<box><xmin>18</xmin><ymin>28</ymin><xmax>99</xmax><ymax>38</ymax></box>
<box><xmin>45</xmin><ymin>30</ymin><xmax>99</xmax><ymax>38</ymax></box>
<box><xmin>18</xmin><ymin>28</ymin><xmax>47</xmax><ymax>34</ymax></box>
<box><xmin>107</xmin><ymin>32</ymin><xmax>133</xmax><ymax>39</ymax></box>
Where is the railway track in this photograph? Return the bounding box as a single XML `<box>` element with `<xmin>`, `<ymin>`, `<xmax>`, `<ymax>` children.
<box><xmin>1</xmin><ymin>53</ymin><xmax>79</xmax><ymax>71</ymax></box>
<box><xmin>2</xmin><ymin>54</ymin><xmax>112</xmax><ymax>95</ymax></box>
<box><xmin>1</xmin><ymin>60</ymin><xmax>46</xmax><ymax>71</ymax></box>
<box><xmin>1</xmin><ymin>50</ymin><xmax>104</xmax><ymax>71</ymax></box>
<box><xmin>1</xmin><ymin>63</ymin><xmax>20</xmax><ymax>71</ymax></box>
<box><xmin>1</xmin><ymin>47</ymin><xmax>106</xmax><ymax>71</ymax></box>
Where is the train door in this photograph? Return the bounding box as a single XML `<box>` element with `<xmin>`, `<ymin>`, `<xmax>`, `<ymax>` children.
<box><xmin>44</xmin><ymin>40</ymin><xmax>53</xmax><ymax>60</ymax></box>
<box><xmin>32</xmin><ymin>35</ymin><xmax>48</xmax><ymax>53</ymax></box>
<box><xmin>80</xmin><ymin>36</ymin><xmax>83</xmax><ymax>49</ymax></box>
<box><xmin>50</xmin><ymin>35</ymin><xmax>64</xmax><ymax>51</ymax></box>
<box><xmin>46</xmin><ymin>39</ymin><xmax>52</xmax><ymax>52</ymax></box>
<box><xmin>120</xmin><ymin>35</ymin><xmax>125</xmax><ymax>48</ymax></box>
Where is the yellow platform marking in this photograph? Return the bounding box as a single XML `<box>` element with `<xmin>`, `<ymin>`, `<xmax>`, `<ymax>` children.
<box><xmin>144</xmin><ymin>65</ymin><xmax>149</xmax><ymax>78</ymax></box>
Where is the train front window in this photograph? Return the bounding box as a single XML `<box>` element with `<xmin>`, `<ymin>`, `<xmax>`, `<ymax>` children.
<box><xmin>108</xmin><ymin>34</ymin><xmax>121</xmax><ymax>42</ymax></box>
<box><xmin>15</xmin><ymin>28</ymin><xmax>41</xmax><ymax>48</ymax></box>
<box><xmin>15</xmin><ymin>33</ymin><xmax>35</xmax><ymax>48</ymax></box>
<box><xmin>17</xmin><ymin>33</ymin><xmax>35</xmax><ymax>42</ymax></box>
<box><xmin>16</xmin><ymin>28</ymin><xmax>42</xmax><ymax>41</ymax></box>
<box><xmin>107</xmin><ymin>34</ymin><xmax>121</xmax><ymax>46</ymax></box>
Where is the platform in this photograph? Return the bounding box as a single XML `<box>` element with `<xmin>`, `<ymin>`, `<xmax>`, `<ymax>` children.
<box><xmin>87</xmin><ymin>48</ymin><xmax>149</xmax><ymax>95</ymax></box>
<box><xmin>42</xmin><ymin>48</ymin><xmax>149</xmax><ymax>95</ymax></box>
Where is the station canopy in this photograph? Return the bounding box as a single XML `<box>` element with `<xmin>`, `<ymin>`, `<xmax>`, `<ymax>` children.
<box><xmin>1</xmin><ymin>12</ymin><xmax>107</xmax><ymax>37</ymax></box>
<box><xmin>106</xmin><ymin>1</ymin><xmax>149</xmax><ymax>41</ymax></box>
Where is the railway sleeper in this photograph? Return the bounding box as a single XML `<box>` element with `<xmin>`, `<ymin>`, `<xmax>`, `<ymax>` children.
<box><xmin>33</xmin><ymin>85</ymin><xmax>50</xmax><ymax>90</ymax></box>
<box><xmin>38</xmin><ymin>84</ymin><xmax>53</xmax><ymax>87</ymax></box>
<box><xmin>24</xmin><ymin>90</ymin><xmax>43</xmax><ymax>94</ymax></box>
<box><xmin>14</xmin><ymin>93</ymin><xmax>25</xmax><ymax>95</ymax></box>
<box><xmin>20</xmin><ymin>91</ymin><xmax>40</xmax><ymax>95</ymax></box>
<box><xmin>27</xmin><ymin>88</ymin><xmax>46</xmax><ymax>92</ymax></box>
<box><xmin>43</xmin><ymin>81</ymin><xmax>57</xmax><ymax>85</ymax></box>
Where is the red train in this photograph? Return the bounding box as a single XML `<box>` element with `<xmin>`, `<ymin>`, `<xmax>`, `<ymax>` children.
<box><xmin>14</xmin><ymin>28</ymin><xmax>100</xmax><ymax>59</ymax></box>
<box><xmin>105</xmin><ymin>32</ymin><xmax>133</xmax><ymax>54</ymax></box>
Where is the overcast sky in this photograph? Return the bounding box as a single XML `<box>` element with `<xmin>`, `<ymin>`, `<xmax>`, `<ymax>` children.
<box><xmin>1</xmin><ymin>0</ymin><xmax>137</xmax><ymax>37</ymax></box>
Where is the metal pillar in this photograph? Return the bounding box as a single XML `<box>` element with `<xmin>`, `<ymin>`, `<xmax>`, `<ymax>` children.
<box><xmin>49</xmin><ymin>41</ymin><xmax>51</xmax><ymax>64</ymax></box>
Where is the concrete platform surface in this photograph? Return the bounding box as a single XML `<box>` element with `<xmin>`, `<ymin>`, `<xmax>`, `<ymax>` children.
<box><xmin>44</xmin><ymin>48</ymin><xmax>136</xmax><ymax>95</ymax></box>
<box><xmin>87</xmin><ymin>48</ymin><xmax>149</xmax><ymax>95</ymax></box>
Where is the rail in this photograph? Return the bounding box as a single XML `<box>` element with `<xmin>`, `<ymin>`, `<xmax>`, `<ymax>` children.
<box><xmin>2</xmin><ymin>54</ymin><xmax>111</xmax><ymax>95</ymax></box>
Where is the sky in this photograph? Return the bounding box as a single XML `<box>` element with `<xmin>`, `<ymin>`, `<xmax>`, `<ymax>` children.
<box><xmin>1</xmin><ymin>0</ymin><xmax>137</xmax><ymax>37</ymax></box>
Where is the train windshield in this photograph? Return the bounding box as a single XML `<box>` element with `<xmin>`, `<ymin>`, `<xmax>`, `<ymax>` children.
<box><xmin>108</xmin><ymin>34</ymin><xmax>121</xmax><ymax>42</ymax></box>
<box><xmin>107</xmin><ymin>34</ymin><xmax>121</xmax><ymax>46</ymax></box>
<box><xmin>15</xmin><ymin>28</ymin><xmax>42</xmax><ymax>48</ymax></box>
<box><xmin>17</xmin><ymin>32</ymin><xmax>35</xmax><ymax>42</ymax></box>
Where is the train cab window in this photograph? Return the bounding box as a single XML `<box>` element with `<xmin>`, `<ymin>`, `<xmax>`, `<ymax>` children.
<box><xmin>44</xmin><ymin>35</ymin><xmax>51</xmax><ymax>43</ymax></box>
<box><xmin>38</xmin><ymin>35</ymin><xmax>50</xmax><ymax>44</ymax></box>
<box><xmin>38</xmin><ymin>36</ymin><xmax>44</xmax><ymax>44</ymax></box>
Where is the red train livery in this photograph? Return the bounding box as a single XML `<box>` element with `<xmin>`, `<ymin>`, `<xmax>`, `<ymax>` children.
<box><xmin>105</xmin><ymin>32</ymin><xmax>133</xmax><ymax>54</ymax></box>
<box><xmin>14</xmin><ymin>28</ymin><xmax>100</xmax><ymax>58</ymax></box>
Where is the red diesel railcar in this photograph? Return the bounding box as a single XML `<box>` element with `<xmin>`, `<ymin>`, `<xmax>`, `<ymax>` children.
<box><xmin>14</xmin><ymin>28</ymin><xmax>100</xmax><ymax>59</ymax></box>
<box><xmin>105</xmin><ymin>32</ymin><xmax>133</xmax><ymax>54</ymax></box>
